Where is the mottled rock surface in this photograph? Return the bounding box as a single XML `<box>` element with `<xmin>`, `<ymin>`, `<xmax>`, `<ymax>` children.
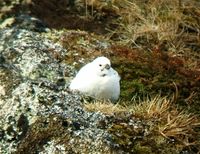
<box><xmin>0</xmin><ymin>25</ymin><xmax>122</xmax><ymax>153</ymax></box>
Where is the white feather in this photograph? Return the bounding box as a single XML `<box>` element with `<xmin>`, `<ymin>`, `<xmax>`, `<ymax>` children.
<box><xmin>69</xmin><ymin>57</ymin><xmax>120</xmax><ymax>102</ymax></box>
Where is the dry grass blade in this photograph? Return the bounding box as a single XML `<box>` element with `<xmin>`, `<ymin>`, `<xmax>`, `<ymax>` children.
<box><xmin>159</xmin><ymin>110</ymin><xmax>200</xmax><ymax>144</ymax></box>
<box><xmin>130</xmin><ymin>96</ymin><xmax>172</xmax><ymax>120</ymax></box>
<box><xmin>107</xmin><ymin>0</ymin><xmax>200</xmax><ymax>55</ymax></box>
<box><xmin>84</xmin><ymin>95</ymin><xmax>200</xmax><ymax>152</ymax></box>
<box><xmin>84</xmin><ymin>100</ymin><xmax>126</xmax><ymax>115</ymax></box>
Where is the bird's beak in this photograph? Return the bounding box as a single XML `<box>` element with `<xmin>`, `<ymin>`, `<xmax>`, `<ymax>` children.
<box><xmin>105</xmin><ymin>64</ymin><xmax>111</xmax><ymax>70</ymax></box>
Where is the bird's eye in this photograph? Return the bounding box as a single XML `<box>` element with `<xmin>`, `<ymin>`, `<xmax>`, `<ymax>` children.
<box><xmin>99</xmin><ymin>64</ymin><xmax>102</xmax><ymax>67</ymax></box>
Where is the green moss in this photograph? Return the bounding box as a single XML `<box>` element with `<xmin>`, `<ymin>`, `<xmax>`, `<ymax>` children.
<box><xmin>16</xmin><ymin>115</ymin><xmax>71</xmax><ymax>153</ymax></box>
<box><xmin>104</xmin><ymin>118</ymin><xmax>180</xmax><ymax>153</ymax></box>
<box><xmin>133</xmin><ymin>143</ymin><xmax>152</xmax><ymax>154</ymax></box>
<box><xmin>110</xmin><ymin>46</ymin><xmax>200</xmax><ymax>114</ymax></box>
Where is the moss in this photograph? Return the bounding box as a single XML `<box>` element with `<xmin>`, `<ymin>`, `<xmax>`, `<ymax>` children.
<box><xmin>95</xmin><ymin>105</ymin><xmax>199</xmax><ymax>154</ymax></box>
<box><xmin>102</xmin><ymin>116</ymin><xmax>179</xmax><ymax>153</ymax></box>
<box><xmin>133</xmin><ymin>143</ymin><xmax>152</xmax><ymax>154</ymax></box>
<box><xmin>16</xmin><ymin>115</ymin><xmax>71</xmax><ymax>153</ymax></box>
<box><xmin>110</xmin><ymin>46</ymin><xmax>200</xmax><ymax>114</ymax></box>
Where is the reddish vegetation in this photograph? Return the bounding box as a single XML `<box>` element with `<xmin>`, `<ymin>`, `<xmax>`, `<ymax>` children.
<box><xmin>111</xmin><ymin>45</ymin><xmax>200</xmax><ymax>113</ymax></box>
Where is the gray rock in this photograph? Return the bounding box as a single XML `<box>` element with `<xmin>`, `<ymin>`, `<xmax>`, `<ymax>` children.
<box><xmin>0</xmin><ymin>26</ymin><xmax>122</xmax><ymax>153</ymax></box>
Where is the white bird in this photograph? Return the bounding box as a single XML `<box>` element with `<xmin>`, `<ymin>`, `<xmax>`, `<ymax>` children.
<box><xmin>69</xmin><ymin>56</ymin><xmax>120</xmax><ymax>102</ymax></box>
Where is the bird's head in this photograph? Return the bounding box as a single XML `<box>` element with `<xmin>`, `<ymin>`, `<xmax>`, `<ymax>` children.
<box><xmin>91</xmin><ymin>57</ymin><xmax>111</xmax><ymax>76</ymax></box>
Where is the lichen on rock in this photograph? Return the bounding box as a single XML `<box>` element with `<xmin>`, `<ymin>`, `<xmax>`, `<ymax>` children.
<box><xmin>0</xmin><ymin>26</ymin><xmax>121</xmax><ymax>153</ymax></box>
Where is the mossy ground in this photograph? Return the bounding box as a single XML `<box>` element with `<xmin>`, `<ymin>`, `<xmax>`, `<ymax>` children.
<box><xmin>85</xmin><ymin>97</ymin><xmax>200</xmax><ymax>153</ymax></box>
<box><xmin>110</xmin><ymin>46</ymin><xmax>200</xmax><ymax>114</ymax></box>
<box><xmin>37</xmin><ymin>0</ymin><xmax>200</xmax><ymax>115</ymax></box>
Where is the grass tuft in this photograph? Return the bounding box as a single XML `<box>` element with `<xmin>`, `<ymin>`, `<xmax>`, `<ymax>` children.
<box><xmin>84</xmin><ymin>100</ymin><xmax>126</xmax><ymax>115</ymax></box>
<box><xmin>84</xmin><ymin>95</ymin><xmax>200</xmax><ymax>153</ymax></box>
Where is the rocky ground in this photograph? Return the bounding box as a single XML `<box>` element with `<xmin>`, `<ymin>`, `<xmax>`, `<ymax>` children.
<box><xmin>0</xmin><ymin>24</ymin><xmax>124</xmax><ymax>153</ymax></box>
